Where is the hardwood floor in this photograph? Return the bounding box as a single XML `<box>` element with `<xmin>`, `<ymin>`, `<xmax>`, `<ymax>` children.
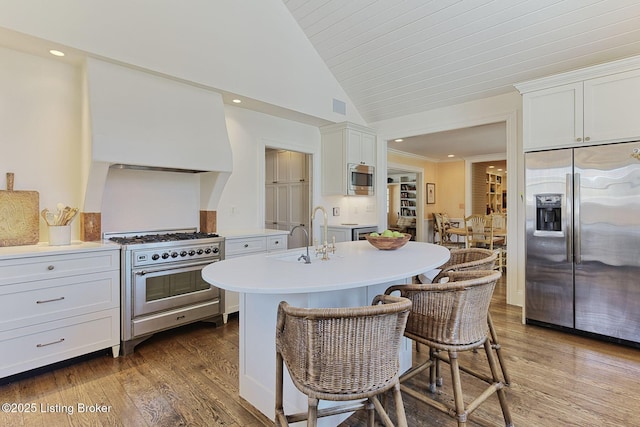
<box><xmin>2</xmin><ymin>275</ymin><xmax>640</xmax><ymax>426</ymax></box>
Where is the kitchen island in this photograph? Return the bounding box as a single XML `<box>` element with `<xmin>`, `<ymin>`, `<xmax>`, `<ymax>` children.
<box><xmin>202</xmin><ymin>240</ymin><xmax>449</xmax><ymax>425</ymax></box>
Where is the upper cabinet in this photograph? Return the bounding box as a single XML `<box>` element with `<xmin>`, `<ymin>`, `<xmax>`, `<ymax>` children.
<box><xmin>346</xmin><ymin>129</ymin><xmax>376</xmax><ymax>166</ymax></box>
<box><xmin>265</xmin><ymin>149</ymin><xmax>308</xmax><ymax>184</ymax></box>
<box><xmin>516</xmin><ymin>56</ymin><xmax>640</xmax><ymax>151</ymax></box>
<box><xmin>320</xmin><ymin>122</ymin><xmax>377</xmax><ymax>195</ymax></box>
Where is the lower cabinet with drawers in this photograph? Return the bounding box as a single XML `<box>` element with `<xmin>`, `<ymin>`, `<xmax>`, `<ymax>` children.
<box><xmin>0</xmin><ymin>244</ymin><xmax>120</xmax><ymax>378</ymax></box>
<box><xmin>221</xmin><ymin>230</ymin><xmax>289</xmax><ymax>322</ymax></box>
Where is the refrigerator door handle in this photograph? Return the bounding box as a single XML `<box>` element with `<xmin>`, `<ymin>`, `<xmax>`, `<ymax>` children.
<box><xmin>574</xmin><ymin>173</ymin><xmax>581</xmax><ymax>264</ymax></box>
<box><xmin>565</xmin><ymin>173</ymin><xmax>573</xmax><ymax>263</ymax></box>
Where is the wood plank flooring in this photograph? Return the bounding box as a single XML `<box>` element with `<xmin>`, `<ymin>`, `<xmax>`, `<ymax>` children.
<box><xmin>2</xmin><ymin>275</ymin><xmax>640</xmax><ymax>426</ymax></box>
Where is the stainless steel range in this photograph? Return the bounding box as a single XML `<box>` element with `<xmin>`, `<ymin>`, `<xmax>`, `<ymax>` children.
<box><xmin>105</xmin><ymin>228</ymin><xmax>225</xmax><ymax>355</ymax></box>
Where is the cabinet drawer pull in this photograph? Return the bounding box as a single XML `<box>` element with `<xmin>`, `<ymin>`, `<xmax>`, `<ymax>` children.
<box><xmin>274</xmin><ymin>240</ymin><xmax>279</xmax><ymax>245</ymax></box>
<box><xmin>585</xmin><ymin>136</ymin><xmax>590</xmax><ymax>141</ymax></box>
<box><xmin>37</xmin><ymin>338</ymin><xmax>65</xmax><ymax>348</ymax></box>
<box><xmin>36</xmin><ymin>296</ymin><xmax>65</xmax><ymax>304</ymax></box>
<box><xmin>576</xmin><ymin>137</ymin><xmax>582</xmax><ymax>142</ymax></box>
<box><xmin>47</xmin><ymin>265</ymin><xmax>55</xmax><ymax>270</ymax></box>
<box><xmin>244</xmin><ymin>243</ymin><xmax>249</xmax><ymax>248</ymax></box>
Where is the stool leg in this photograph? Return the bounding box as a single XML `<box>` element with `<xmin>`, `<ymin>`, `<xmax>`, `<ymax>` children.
<box><xmin>392</xmin><ymin>382</ymin><xmax>408</xmax><ymax>427</ymax></box>
<box><xmin>366</xmin><ymin>399</ymin><xmax>375</xmax><ymax>427</ymax></box>
<box><xmin>448</xmin><ymin>350</ymin><xmax>467</xmax><ymax>427</ymax></box>
<box><xmin>483</xmin><ymin>340</ymin><xmax>513</xmax><ymax>426</ymax></box>
<box><xmin>487</xmin><ymin>312</ymin><xmax>511</xmax><ymax>385</ymax></box>
<box><xmin>275</xmin><ymin>352</ymin><xmax>286</xmax><ymax>426</ymax></box>
<box><xmin>428</xmin><ymin>346</ymin><xmax>438</xmax><ymax>393</ymax></box>
<box><xmin>308</xmin><ymin>397</ymin><xmax>318</xmax><ymax>427</ymax></box>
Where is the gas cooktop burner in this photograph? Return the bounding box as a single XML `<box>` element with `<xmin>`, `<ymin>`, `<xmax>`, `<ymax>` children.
<box><xmin>108</xmin><ymin>232</ymin><xmax>220</xmax><ymax>245</ymax></box>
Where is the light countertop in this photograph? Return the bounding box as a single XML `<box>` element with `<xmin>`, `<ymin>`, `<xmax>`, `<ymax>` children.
<box><xmin>0</xmin><ymin>241</ymin><xmax>120</xmax><ymax>260</ymax></box>
<box><xmin>202</xmin><ymin>240</ymin><xmax>449</xmax><ymax>294</ymax></box>
<box><xmin>217</xmin><ymin>228</ymin><xmax>289</xmax><ymax>239</ymax></box>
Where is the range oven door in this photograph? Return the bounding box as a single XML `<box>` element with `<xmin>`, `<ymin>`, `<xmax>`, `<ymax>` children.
<box><xmin>133</xmin><ymin>261</ymin><xmax>220</xmax><ymax>317</ymax></box>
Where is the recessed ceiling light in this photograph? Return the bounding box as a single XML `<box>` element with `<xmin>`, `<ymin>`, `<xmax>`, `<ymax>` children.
<box><xmin>488</xmin><ymin>165</ymin><xmax>495</xmax><ymax>168</ymax></box>
<box><xmin>394</xmin><ymin>138</ymin><xmax>403</xmax><ymax>142</ymax></box>
<box><xmin>497</xmin><ymin>168</ymin><xmax>503</xmax><ymax>172</ymax></box>
<box><xmin>49</xmin><ymin>49</ymin><xmax>65</xmax><ymax>57</ymax></box>
<box><xmin>232</xmin><ymin>99</ymin><xmax>242</xmax><ymax>104</ymax></box>
<box><xmin>447</xmin><ymin>154</ymin><xmax>455</xmax><ymax>158</ymax></box>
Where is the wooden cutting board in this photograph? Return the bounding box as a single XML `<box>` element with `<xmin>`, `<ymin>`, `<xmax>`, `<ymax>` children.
<box><xmin>0</xmin><ymin>173</ymin><xmax>39</xmax><ymax>246</ymax></box>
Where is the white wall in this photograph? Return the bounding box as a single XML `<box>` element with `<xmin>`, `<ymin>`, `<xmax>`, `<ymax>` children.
<box><xmin>219</xmin><ymin>106</ymin><xmax>321</xmax><ymax>231</ymax></box>
<box><xmin>0</xmin><ymin>46</ymin><xmax>82</xmax><ymax>241</ymax></box>
<box><xmin>0</xmin><ymin>0</ymin><xmax>365</xmax><ymax>125</ymax></box>
<box><xmin>0</xmin><ymin>45</ymin><xmax>372</xmax><ymax>241</ymax></box>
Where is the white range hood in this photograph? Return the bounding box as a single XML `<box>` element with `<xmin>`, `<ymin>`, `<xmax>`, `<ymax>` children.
<box><xmin>81</xmin><ymin>58</ymin><xmax>233</xmax><ymax>213</ymax></box>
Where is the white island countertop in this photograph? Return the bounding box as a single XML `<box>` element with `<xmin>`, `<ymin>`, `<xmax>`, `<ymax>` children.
<box><xmin>202</xmin><ymin>240</ymin><xmax>449</xmax><ymax>294</ymax></box>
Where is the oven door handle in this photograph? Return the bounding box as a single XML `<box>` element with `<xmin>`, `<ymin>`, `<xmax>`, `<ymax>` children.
<box><xmin>132</xmin><ymin>259</ymin><xmax>218</xmax><ymax>276</ymax></box>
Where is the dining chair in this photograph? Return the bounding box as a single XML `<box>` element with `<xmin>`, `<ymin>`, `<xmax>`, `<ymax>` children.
<box><xmin>488</xmin><ymin>213</ymin><xmax>507</xmax><ymax>271</ymax></box>
<box><xmin>464</xmin><ymin>214</ymin><xmax>493</xmax><ymax>249</ymax></box>
<box><xmin>434</xmin><ymin>213</ymin><xmax>463</xmax><ymax>248</ymax></box>
<box><xmin>275</xmin><ymin>294</ymin><xmax>412</xmax><ymax>427</ymax></box>
<box><xmin>385</xmin><ymin>271</ymin><xmax>513</xmax><ymax>427</ymax></box>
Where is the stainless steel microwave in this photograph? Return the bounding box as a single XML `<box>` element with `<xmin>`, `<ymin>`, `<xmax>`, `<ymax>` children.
<box><xmin>347</xmin><ymin>163</ymin><xmax>375</xmax><ymax>196</ymax></box>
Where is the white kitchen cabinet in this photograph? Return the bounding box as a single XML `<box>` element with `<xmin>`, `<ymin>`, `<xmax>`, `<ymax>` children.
<box><xmin>521</xmin><ymin>83</ymin><xmax>583</xmax><ymax>151</ymax></box>
<box><xmin>346</xmin><ymin>129</ymin><xmax>376</xmax><ymax>166</ymax></box>
<box><xmin>0</xmin><ymin>245</ymin><xmax>120</xmax><ymax>378</ymax></box>
<box><xmin>326</xmin><ymin>227</ymin><xmax>350</xmax><ymax>243</ymax></box>
<box><xmin>265</xmin><ymin>149</ymin><xmax>310</xmax><ymax>236</ymax></box>
<box><xmin>266</xmin><ymin>149</ymin><xmax>308</xmax><ymax>184</ymax></box>
<box><xmin>265</xmin><ymin>149</ymin><xmax>278</xmax><ymax>184</ymax></box>
<box><xmin>221</xmin><ymin>231</ymin><xmax>288</xmax><ymax>322</ymax></box>
<box><xmin>517</xmin><ymin>58</ymin><xmax>640</xmax><ymax>151</ymax></box>
<box><xmin>320</xmin><ymin>122</ymin><xmax>377</xmax><ymax>195</ymax></box>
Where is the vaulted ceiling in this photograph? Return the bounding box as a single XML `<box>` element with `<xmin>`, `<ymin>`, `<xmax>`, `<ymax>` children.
<box><xmin>284</xmin><ymin>0</ymin><xmax>640</xmax><ymax>158</ymax></box>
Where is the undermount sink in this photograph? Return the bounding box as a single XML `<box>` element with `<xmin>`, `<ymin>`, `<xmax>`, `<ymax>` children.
<box><xmin>267</xmin><ymin>248</ymin><xmax>344</xmax><ymax>263</ymax></box>
<box><xmin>267</xmin><ymin>251</ymin><xmax>310</xmax><ymax>263</ymax></box>
<box><xmin>270</xmin><ymin>252</ymin><xmax>304</xmax><ymax>264</ymax></box>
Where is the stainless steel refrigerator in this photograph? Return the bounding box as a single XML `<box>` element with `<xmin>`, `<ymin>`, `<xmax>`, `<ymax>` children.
<box><xmin>525</xmin><ymin>141</ymin><xmax>640</xmax><ymax>345</ymax></box>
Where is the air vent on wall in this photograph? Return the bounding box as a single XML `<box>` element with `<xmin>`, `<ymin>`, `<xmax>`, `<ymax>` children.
<box><xmin>332</xmin><ymin>98</ymin><xmax>346</xmax><ymax>115</ymax></box>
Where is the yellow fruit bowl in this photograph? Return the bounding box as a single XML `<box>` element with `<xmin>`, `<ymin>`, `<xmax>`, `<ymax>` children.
<box><xmin>365</xmin><ymin>233</ymin><xmax>411</xmax><ymax>250</ymax></box>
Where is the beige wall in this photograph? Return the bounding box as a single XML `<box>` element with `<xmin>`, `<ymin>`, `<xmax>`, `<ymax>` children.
<box><xmin>433</xmin><ymin>161</ymin><xmax>465</xmax><ymax>219</ymax></box>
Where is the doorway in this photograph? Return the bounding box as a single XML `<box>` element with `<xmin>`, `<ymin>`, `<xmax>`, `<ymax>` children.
<box><xmin>265</xmin><ymin>148</ymin><xmax>311</xmax><ymax>249</ymax></box>
<box><xmin>470</xmin><ymin>160</ymin><xmax>507</xmax><ymax>215</ymax></box>
<box><xmin>386</xmin><ymin>164</ymin><xmax>424</xmax><ymax>241</ymax></box>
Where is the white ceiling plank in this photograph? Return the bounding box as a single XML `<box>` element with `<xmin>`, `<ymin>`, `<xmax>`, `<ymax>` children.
<box><xmin>282</xmin><ymin>0</ymin><xmax>640</xmax><ymax>152</ymax></box>
<box><xmin>349</xmin><ymin>11</ymin><xmax>640</xmax><ymax>103</ymax></box>
<box><xmin>336</xmin><ymin>0</ymin><xmax>607</xmax><ymax>86</ymax></box>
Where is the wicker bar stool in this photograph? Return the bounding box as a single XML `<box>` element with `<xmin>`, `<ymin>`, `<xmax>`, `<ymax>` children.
<box><xmin>419</xmin><ymin>248</ymin><xmax>497</xmax><ymax>284</ymax></box>
<box><xmin>275</xmin><ymin>295</ymin><xmax>412</xmax><ymax>427</ymax></box>
<box><xmin>418</xmin><ymin>248</ymin><xmax>510</xmax><ymax>386</ymax></box>
<box><xmin>386</xmin><ymin>270</ymin><xmax>513</xmax><ymax>427</ymax></box>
